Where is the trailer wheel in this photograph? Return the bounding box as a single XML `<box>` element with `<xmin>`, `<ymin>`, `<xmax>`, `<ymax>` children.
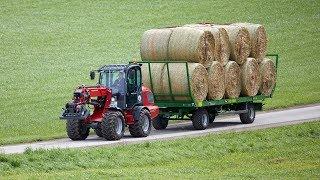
<box><xmin>129</xmin><ymin>109</ymin><xmax>152</xmax><ymax>137</ymax></box>
<box><xmin>192</xmin><ymin>109</ymin><xmax>209</xmax><ymax>130</ymax></box>
<box><xmin>94</xmin><ymin>123</ymin><xmax>103</xmax><ymax>137</ymax></box>
<box><xmin>239</xmin><ymin>104</ymin><xmax>255</xmax><ymax>124</ymax></box>
<box><xmin>101</xmin><ymin>110</ymin><xmax>125</xmax><ymax>140</ymax></box>
<box><xmin>152</xmin><ymin>116</ymin><xmax>169</xmax><ymax>130</ymax></box>
<box><xmin>209</xmin><ymin>113</ymin><xmax>216</xmax><ymax>124</ymax></box>
<box><xmin>66</xmin><ymin>120</ymin><xmax>89</xmax><ymax>141</ymax></box>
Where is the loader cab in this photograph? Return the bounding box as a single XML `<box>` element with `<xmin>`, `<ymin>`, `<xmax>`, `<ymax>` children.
<box><xmin>98</xmin><ymin>64</ymin><xmax>142</xmax><ymax>109</ymax></box>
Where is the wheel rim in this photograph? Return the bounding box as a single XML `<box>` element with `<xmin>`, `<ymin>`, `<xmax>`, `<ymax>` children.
<box><xmin>115</xmin><ymin>117</ymin><xmax>123</xmax><ymax>135</ymax></box>
<box><xmin>202</xmin><ymin>114</ymin><xmax>208</xmax><ymax>127</ymax></box>
<box><xmin>142</xmin><ymin>115</ymin><xmax>150</xmax><ymax>133</ymax></box>
<box><xmin>249</xmin><ymin>107</ymin><xmax>255</xmax><ymax>119</ymax></box>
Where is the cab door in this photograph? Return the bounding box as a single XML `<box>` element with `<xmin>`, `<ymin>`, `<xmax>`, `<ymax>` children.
<box><xmin>126</xmin><ymin>66</ymin><xmax>142</xmax><ymax>108</ymax></box>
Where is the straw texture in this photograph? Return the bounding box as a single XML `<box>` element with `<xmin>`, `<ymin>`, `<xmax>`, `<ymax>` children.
<box><xmin>240</xmin><ymin>58</ymin><xmax>261</xmax><ymax>96</ymax></box>
<box><xmin>162</xmin><ymin>63</ymin><xmax>208</xmax><ymax>102</ymax></box>
<box><xmin>212</xmin><ymin>25</ymin><xmax>251</xmax><ymax>65</ymax></box>
<box><xmin>259</xmin><ymin>58</ymin><xmax>276</xmax><ymax>96</ymax></box>
<box><xmin>207</xmin><ymin>61</ymin><xmax>225</xmax><ymax>100</ymax></box>
<box><xmin>232</xmin><ymin>23</ymin><xmax>267</xmax><ymax>62</ymax></box>
<box><xmin>224</xmin><ymin>61</ymin><xmax>241</xmax><ymax>98</ymax></box>
<box><xmin>168</xmin><ymin>27</ymin><xmax>214</xmax><ymax>68</ymax></box>
<box><xmin>140</xmin><ymin>28</ymin><xmax>173</xmax><ymax>61</ymax></box>
<box><xmin>184</xmin><ymin>24</ymin><xmax>230</xmax><ymax>66</ymax></box>
<box><xmin>141</xmin><ymin>63</ymin><xmax>166</xmax><ymax>94</ymax></box>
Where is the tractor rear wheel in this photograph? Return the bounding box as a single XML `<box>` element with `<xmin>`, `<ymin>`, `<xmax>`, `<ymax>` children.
<box><xmin>94</xmin><ymin>123</ymin><xmax>103</xmax><ymax>137</ymax></box>
<box><xmin>152</xmin><ymin>115</ymin><xmax>169</xmax><ymax>130</ymax></box>
<box><xmin>66</xmin><ymin>120</ymin><xmax>89</xmax><ymax>141</ymax></box>
<box><xmin>129</xmin><ymin>109</ymin><xmax>152</xmax><ymax>137</ymax></box>
<box><xmin>101</xmin><ymin>110</ymin><xmax>125</xmax><ymax>140</ymax></box>
<box><xmin>191</xmin><ymin>109</ymin><xmax>209</xmax><ymax>130</ymax></box>
<box><xmin>239</xmin><ymin>103</ymin><xmax>255</xmax><ymax>124</ymax></box>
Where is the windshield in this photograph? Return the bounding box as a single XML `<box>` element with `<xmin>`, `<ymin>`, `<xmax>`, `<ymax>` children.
<box><xmin>99</xmin><ymin>70</ymin><xmax>125</xmax><ymax>94</ymax></box>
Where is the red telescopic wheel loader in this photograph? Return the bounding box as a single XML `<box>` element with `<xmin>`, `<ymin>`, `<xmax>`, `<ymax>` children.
<box><xmin>60</xmin><ymin>63</ymin><xmax>159</xmax><ymax>141</ymax></box>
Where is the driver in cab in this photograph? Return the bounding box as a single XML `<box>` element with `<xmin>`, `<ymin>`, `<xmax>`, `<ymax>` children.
<box><xmin>112</xmin><ymin>71</ymin><xmax>125</xmax><ymax>93</ymax></box>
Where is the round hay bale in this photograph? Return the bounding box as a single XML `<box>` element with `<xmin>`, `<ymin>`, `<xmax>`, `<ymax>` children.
<box><xmin>184</xmin><ymin>24</ymin><xmax>230</xmax><ymax>66</ymax></box>
<box><xmin>207</xmin><ymin>61</ymin><xmax>225</xmax><ymax>100</ymax></box>
<box><xmin>224</xmin><ymin>61</ymin><xmax>241</xmax><ymax>98</ymax></box>
<box><xmin>240</xmin><ymin>58</ymin><xmax>261</xmax><ymax>96</ymax></box>
<box><xmin>232</xmin><ymin>23</ymin><xmax>267</xmax><ymax>62</ymax></box>
<box><xmin>212</xmin><ymin>25</ymin><xmax>250</xmax><ymax>65</ymax></box>
<box><xmin>168</xmin><ymin>27</ymin><xmax>215</xmax><ymax>68</ymax></box>
<box><xmin>141</xmin><ymin>63</ymin><xmax>165</xmax><ymax>94</ymax></box>
<box><xmin>259</xmin><ymin>58</ymin><xmax>276</xmax><ymax>96</ymax></box>
<box><xmin>162</xmin><ymin>63</ymin><xmax>208</xmax><ymax>102</ymax></box>
<box><xmin>140</xmin><ymin>28</ymin><xmax>173</xmax><ymax>61</ymax></box>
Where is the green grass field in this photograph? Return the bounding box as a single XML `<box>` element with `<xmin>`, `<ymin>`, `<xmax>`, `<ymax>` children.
<box><xmin>0</xmin><ymin>121</ymin><xmax>319</xmax><ymax>179</ymax></box>
<box><xmin>0</xmin><ymin>0</ymin><xmax>319</xmax><ymax>144</ymax></box>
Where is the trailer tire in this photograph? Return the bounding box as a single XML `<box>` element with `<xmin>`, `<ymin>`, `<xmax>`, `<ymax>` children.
<box><xmin>101</xmin><ymin>110</ymin><xmax>125</xmax><ymax>140</ymax></box>
<box><xmin>129</xmin><ymin>109</ymin><xmax>152</xmax><ymax>137</ymax></box>
<box><xmin>66</xmin><ymin>120</ymin><xmax>89</xmax><ymax>141</ymax></box>
<box><xmin>152</xmin><ymin>116</ymin><xmax>169</xmax><ymax>130</ymax></box>
<box><xmin>192</xmin><ymin>109</ymin><xmax>209</xmax><ymax>130</ymax></box>
<box><xmin>209</xmin><ymin>113</ymin><xmax>216</xmax><ymax>124</ymax></box>
<box><xmin>94</xmin><ymin>123</ymin><xmax>103</xmax><ymax>137</ymax></box>
<box><xmin>239</xmin><ymin>103</ymin><xmax>255</xmax><ymax>124</ymax></box>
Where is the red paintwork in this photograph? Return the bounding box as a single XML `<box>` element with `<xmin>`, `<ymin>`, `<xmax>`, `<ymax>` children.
<box><xmin>141</xmin><ymin>86</ymin><xmax>159</xmax><ymax>120</ymax></box>
<box><xmin>70</xmin><ymin>84</ymin><xmax>159</xmax><ymax>125</ymax></box>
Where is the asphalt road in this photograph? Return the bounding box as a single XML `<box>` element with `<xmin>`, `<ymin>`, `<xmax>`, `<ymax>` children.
<box><xmin>1</xmin><ymin>105</ymin><xmax>319</xmax><ymax>154</ymax></box>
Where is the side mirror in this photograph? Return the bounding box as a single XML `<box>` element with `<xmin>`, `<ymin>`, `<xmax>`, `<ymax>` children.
<box><xmin>90</xmin><ymin>71</ymin><xmax>95</xmax><ymax>80</ymax></box>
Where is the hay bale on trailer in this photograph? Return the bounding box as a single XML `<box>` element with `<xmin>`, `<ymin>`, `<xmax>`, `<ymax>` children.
<box><xmin>168</xmin><ymin>27</ymin><xmax>215</xmax><ymax>68</ymax></box>
<box><xmin>259</xmin><ymin>58</ymin><xmax>276</xmax><ymax>96</ymax></box>
<box><xmin>232</xmin><ymin>23</ymin><xmax>267</xmax><ymax>62</ymax></box>
<box><xmin>240</xmin><ymin>58</ymin><xmax>261</xmax><ymax>96</ymax></box>
<box><xmin>207</xmin><ymin>61</ymin><xmax>225</xmax><ymax>100</ymax></box>
<box><xmin>224</xmin><ymin>61</ymin><xmax>241</xmax><ymax>98</ymax></box>
<box><xmin>183</xmin><ymin>24</ymin><xmax>230</xmax><ymax>66</ymax></box>
<box><xmin>212</xmin><ymin>25</ymin><xmax>251</xmax><ymax>65</ymax></box>
<box><xmin>140</xmin><ymin>28</ymin><xmax>173</xmax><ymax>61</ymax></box>
<box><xmin>141</xmin><ymin>63</ymin><xmax>166</xmax><ymax>94</ymax></box>
<box><xmin>162</xmin><ymin>63</ymin><xmax>208</xmax><ymax>102</ymax></box>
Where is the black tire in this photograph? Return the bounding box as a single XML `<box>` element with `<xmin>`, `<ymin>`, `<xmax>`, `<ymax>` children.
<box><xmin>101</xmin><ymin>110</ymin><xmax>125</xmax><ymax>140</ymax></box>
<box><xmin>129</xmin><ymin>109</ymin><xmax>152</xmax><ymax>137</ymax></box>
<box><xmin>191</xmin><ymin>109</ymin><xmax>209</xmax><ymax>130</ymax></box>
<box><xmin>239</xmin><ymin>103</ymin><xmax>255</xmax><ymax>124</ymax></box>
<box><xmin>66</xmin><ymin>119</ymin><xmax>89</xmax><ymax>141</ymax></box>
<box><xmin>152</xmin><ymin>115</ymin><xmax>169</xmax><ymax>130</ymax></box>
<box><xmin>94</xmin><ymin>123</ymin><xmax>103</xmax><ymax>137</ymax></box>
<box><xmin>209</xmin><ymin>113</ymin><xmax>216</xmax><ymax>124</ymax></box>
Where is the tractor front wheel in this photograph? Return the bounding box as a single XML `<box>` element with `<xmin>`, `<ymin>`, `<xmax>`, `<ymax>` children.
<box><xmin>101</xmin><ymin>110</ymin><xmax>125</xmax><ymax>140</ymax></box>
<box><xmin>66</xmin><ymin>119</ymin><xmax>89</xmax><ymax>141</ymax></box>
<box><xmin>129</xmin><ymin>109</ymin><xmax>152</xmax><ymax>137</ymax></box>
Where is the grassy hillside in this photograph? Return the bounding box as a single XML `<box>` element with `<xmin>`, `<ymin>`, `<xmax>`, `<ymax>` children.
<box><xmin>0</xmin><ymin>121</ymin><xmax>319</xmax><ymax>179</ymax></box>
<box><xmin>0</xmin><ymin>0</ymin><xmax>319</xmax><ymax>144</ymax></box>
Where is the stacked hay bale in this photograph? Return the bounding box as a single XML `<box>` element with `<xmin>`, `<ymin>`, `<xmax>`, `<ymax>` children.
<box><xmin>140</xmin><ymin>29</ymin><xmax>173</xmax><ymax>61</ymax></box>
<box><xmin>183</xmin><ymin>24</ymin><xmax>230</xmax><ymax>66</ymax></box>
<box><xmin>212</xmin><ymin>25</ymin><xmax>251</xmax><ymax>65</ymax></box>
<box><xmin>259</xmin><ymin>58</ymin><xmax>276</xmax><ymax>96</ymax></box>
<box><xmin>140</xmin><ymin>22</ymin><xmax>274</xmax><ymax>102</ymax></box>
<box><xmin>224</xmin><ymin>61</ymin><xmax>241</xmax><ymax>98</ymax></box>
<box><xmin>162</xmin><ymin>63</ymin><xmax>208</xmax><ymax>101</ymax></box>
<box><xmin>232</xmin><ymin>23</ymin><xmax>268</xmax><ymax>62</ymax></box>
<box><xmin>240</xmin><ymin>58</ymin><xmax>261</xmax><ymax>96</ymax></box>
<box><xmin>141</xmin><ymin>27</ymin><xmax>215</xmax><ymax>68</ymax></box>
